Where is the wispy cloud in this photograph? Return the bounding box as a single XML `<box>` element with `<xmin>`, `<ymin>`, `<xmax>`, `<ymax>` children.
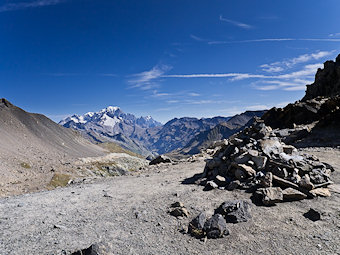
<box><xmin>0</xmin><ymin>0</ymin><xmax>65</xmax><ymax>12</ymax></box>
<box><xmin>208</xmin><ymin>38</ymin><xmax>340</xmax><ymax>45</ymax></box>
<box><xmin>190</xmin><ymin>34</ymin><xmax>205</xmax><ymax>41</ymax></box>
<box><xmin>329</xmin><ymin>33</ymin><xmax>340</xmax><ymax>38</ymax></box>
<box><xmin>128</xmin><ymin>64</ymin><xmax>172</xmax><ymax>90</ymax></box>
<box><xmin>260</xmin><ymin>51</ymin><xmax>334</xmax><ymax>72</ymax></box>
<box><xmin>163</xmin><ymin>73</ymin><xmax>267</xmax><ymax>79</ymax></box>
<box><xmin>219</xmin><ymin>15</ymin><xmax>253</xmax><ymax>29</ymax></box>
<box><xmin>163</xmin><ymin>62</ymin><xmax>324</xmax><ymax>91</ymax></box>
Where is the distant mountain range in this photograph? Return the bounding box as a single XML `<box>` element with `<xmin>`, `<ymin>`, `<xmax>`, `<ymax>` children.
<box><xmin>60</xmin><ymin>107</ymin><xmax>266</xmax><ymax>156</ymax></box>
<box><xmin>171</xmin><ymin>111</ymin><xmax>265</xmax><ymax>156</ymax></box>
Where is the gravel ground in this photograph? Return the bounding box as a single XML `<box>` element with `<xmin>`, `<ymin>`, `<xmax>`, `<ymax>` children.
<box><xmin>1</xmin><ymin>148</ymin><xmax>340</xmax><ymax>255</ymax></box>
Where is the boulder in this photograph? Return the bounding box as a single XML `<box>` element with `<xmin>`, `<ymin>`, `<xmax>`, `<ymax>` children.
<box><xmin>170</xmin><ymin>207</ymin><xmax>189</xmax><ymax>217</ymax></box>
<box><xmin>215</xmin><ymin>200</ymin><xmax>252</xmax><ymax>223</ymax></box>
<box><xmin>203</xmin><ymin>214</ymin><xmax>229</xmax><ymax>239</ymax></box>
<box><xmin>149</xmin><ymin>155</ymin><xmax>172</xmax><ymax>165</ymax></box>
<box><xmin>282</xmin><ymin>188</ymin><xmax>307</xmax><ymax>201</ymax></box>
<box><xmin>256</xmin><ymin>187</ymin><xmax>283</xmax><ymax>206</ymax></box>
<box><xmin>188</xmin><ymin>212</ymin><xmax>206</xmax><ymax>238</ymax></box>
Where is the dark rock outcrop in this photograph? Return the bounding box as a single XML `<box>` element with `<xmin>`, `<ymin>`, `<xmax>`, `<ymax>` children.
<box><xmin>303</xmin><ymin>54</ymin><xmax>340</xmax><ymax>101</ymax></box>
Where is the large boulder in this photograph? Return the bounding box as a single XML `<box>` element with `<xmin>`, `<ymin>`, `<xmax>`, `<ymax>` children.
<box><xmin>203</xmin><ymin>214</ymin><xmax>229</xmax><ymax>239</ymax></box>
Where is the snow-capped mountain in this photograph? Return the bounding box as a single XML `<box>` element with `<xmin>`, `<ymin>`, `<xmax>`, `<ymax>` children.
<box><xmin>59</xmin><ymin>106</ymin><xmax>162</xmax><ymax>156</ymax></box>
<box><xmin>60</xmin><ymin>106</ymin><xmax>161</xmax><ymax>130</ymax></box>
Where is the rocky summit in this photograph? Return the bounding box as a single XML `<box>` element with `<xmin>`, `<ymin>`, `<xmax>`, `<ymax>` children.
<box><xmin>303</xmin><ymin>54</ymin><xmax>340</xmax><ymax>101</ymax></box>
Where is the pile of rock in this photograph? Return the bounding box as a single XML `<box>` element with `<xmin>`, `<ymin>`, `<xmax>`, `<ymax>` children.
<box><xmin>200</xmin><ymin>118</ymin><xmax>334</xmax><ymax>205</ymax></box>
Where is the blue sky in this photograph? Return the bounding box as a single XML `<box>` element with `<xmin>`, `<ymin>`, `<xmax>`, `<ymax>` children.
<box><xmin>1</xmin><ymin>0</ymin><xmax>340</xmax><ymax>123</ymax></box>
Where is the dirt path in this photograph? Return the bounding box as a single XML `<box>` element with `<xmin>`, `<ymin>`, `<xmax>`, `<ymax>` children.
<box><xmin>1</xmin><ymin>149</ymin><xmax>340</xmax><ymax>255</ymax></box>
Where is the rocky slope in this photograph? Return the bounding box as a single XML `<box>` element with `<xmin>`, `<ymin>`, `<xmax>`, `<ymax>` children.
<box><xmin>303</xmin><ymin>54</ymin><xmax>340</xmax><ymax>101</ymax></box>
<box><xmin>0</xmin><ymin>98</ymin><xmax>107</xmax><ymax>196</ymax></box>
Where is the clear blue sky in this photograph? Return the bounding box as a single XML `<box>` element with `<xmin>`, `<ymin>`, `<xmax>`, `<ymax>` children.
<box><xmin>1</xmin><ymin>0</ymin><xmax>340</xmax><ymax>123</ymax></box>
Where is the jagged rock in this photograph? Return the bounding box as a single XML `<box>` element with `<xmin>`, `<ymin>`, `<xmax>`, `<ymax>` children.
<box><xmin>256</xmin><ymin>187</ymin><xmax>283</xmax><ymax>206</ymax></box>
<box><xmin>149</xmin><ymin>155</ymin><xmax>172</xmax><ymax>165</ymax></box>
<box><xmin>303</xmin><ymin>54</ymin><xmax>340</xmax><ymax>100</ymax></box>
<box><xmin>188</xmin><ymin>212</ymin><xmax>206</xmax><ymax>238</ymax></box>
<box><xmin>203</xmin><ymin>214</ymin><xmax>229</xmax><ymax>239</ymax></box>
<box><xmin>236</xmin><ymin>164</ymin><xmax>256</xmax><ymax>178</ymax></box>
<box><xmin>299</xmin><ymin>175</ymin><xmax>315</xmax><ymax>190</ymax></box>
<box><xmin>310</xmin><ymin>188</ymin><xmax>331</xmax><ymax>197</ymax></box>
<box><xmin>252</xmin><ymin>155</ymin><xmax>267</xmax><ymax>170</ymax></box>
<box><xmin>215</xmin><ymin>200</ymin><xmax>252</xmax><ymax>223</ymax></box>
<box><xmin>282</xmin><ymin>188</ymin><xmax>307</xmax><ymax>201</ymax></box>
<box><xmin>303</xmin><ymin>208</ymin><xmax>321</xmax><ymax>222</ymax></box>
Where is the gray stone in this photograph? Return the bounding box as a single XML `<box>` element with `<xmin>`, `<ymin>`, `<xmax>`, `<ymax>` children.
<box><xmin>236</xmin><ymin>164</ymin><xmax>256</xmax><ymax>178</ymax></box>
<box><xmin>252</xmin><ymin>156</ymin><xmax>267</xmax><ymax>170</ymax></box>
<box><xmin>216</xmin><ymin>200</ymin><xmax>252</xmax><ymax>223</ymax></box>
<box><xmin>282</xmin><ymin>188</ymin><xmax>307</xmax><ymax>201</ymax></box>
<box><xmin>234</xmin><ymin>153</ymin><xmax>251</xmax><ymax>164</ymax></box>
<box><xmin>256</xmin><ymin>187</ymin><xmax>283</xmax><ymax>206</ymax></box>
<box><xmin>188</xmin><ymin>212</ymin><xmax>206</xmax><ymax>238</ymax></box>
<box><xmin>149</xmin><ymin>155</ymin><xmax>172</xmax><ymax>165</ymax></box>
<box><xmin>203</xmin><ymin>214</ymin><xmax>229</xmax><ymax>239</ymax></box>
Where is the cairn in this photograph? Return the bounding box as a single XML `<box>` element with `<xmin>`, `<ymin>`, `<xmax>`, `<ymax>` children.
<box><xmin>200</xmin><ymin>118</ymin><xmax>334</xmax><ymax>205</ymax></box>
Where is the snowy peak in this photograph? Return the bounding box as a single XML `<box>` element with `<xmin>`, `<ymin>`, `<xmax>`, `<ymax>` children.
<box><xmin>59</xmin><ymin>106</ymin><xmax>161</xmax><ymax>130</ymax></box>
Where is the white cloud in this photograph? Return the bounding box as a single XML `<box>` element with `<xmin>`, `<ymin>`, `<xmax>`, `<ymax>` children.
<box><xmin>219</xmin><ymin>15</ymin><xmax>253</xmax><ymax>29</ymax></box>
<box><xmin>190</xmin><ymin>34</ymin><xmax>204</xmax><ymax>41</ymax></box>
<box><xmin>128</xmin><ymin>64</ymin><xmax>172</xmax><ymax>90</ymax></box>
<box><xmin>0</xmin><ymin>0</ymin><xmax>65</xmax><ymax>12</ymax></box>
<box><xmin>164</xmin><ymin>62</ymin><xmax>323</xmax><ymax>92</ymax></box>
<box><xmin>260</xmin><ymin>51</ymin><xmax>333</xmax><ymax>72</ymax></box>
<box><xmin>208</xmin><ymin>38</ymin><xmax>340</xmax><ymax>45</ymax></box>
<box><xmin>188</xmin><ymin>92</ymin><xmax>200</xmax><ymax>97</ymax></box>
<box><xmin>329</xmin><ymin>33</ymin><xmax>340</xmax><ymax>37</ymax></box>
